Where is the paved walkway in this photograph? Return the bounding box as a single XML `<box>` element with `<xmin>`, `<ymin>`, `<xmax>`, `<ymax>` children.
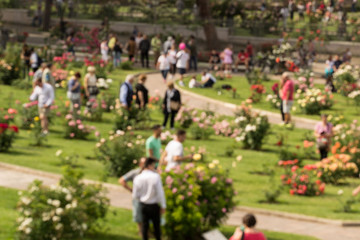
<box><xmin>144</xmin><ymin>73</ymin><xmax>318</xmax><ymax>130</ymax></box>
<box><xmin>1</xmin><ymin>163</ymin><xmax>360</xmax><ymax>240</ymax></box>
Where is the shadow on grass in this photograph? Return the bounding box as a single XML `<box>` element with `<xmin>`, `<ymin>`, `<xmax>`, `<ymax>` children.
<box><xmin>85</xmin><ymin>233</ymin><xmax>140</xmax><ymax>240</ymax></box>
<box><xmin>333</xmin><ymin>209</ymin><xmax>360</xmax><ymax>214</ymax></box>
<box><xmin>3</xmin><ymin>149</ymin><xmax>37</xmax><ymax>156</ymax></box>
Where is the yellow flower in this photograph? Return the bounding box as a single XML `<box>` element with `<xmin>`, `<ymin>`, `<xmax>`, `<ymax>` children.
<box><xmin>193</xmin><ymin>154</ymin><xmax>202</xmax><ymax>161</ymax></box>
<box><xmin>34</xmin><ymin>116</ymin><xmax>40</xmax><ymax>122</ymax></box>
<box><xmin>208</xmin><ymin>163</ymin><xmax>215</xmax><ymax>169</ymax></box>
<box><xmin>61</xmin><ymin>80</ymin><xmax>66</xmax><ymax>88</ymax></box>
<box><xmin>30</xmin><ymin>124</ymin><xmax>35</xmax><ymax>128</ymax></box>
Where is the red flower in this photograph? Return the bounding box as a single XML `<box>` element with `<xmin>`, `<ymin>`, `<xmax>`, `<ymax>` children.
<box><xmin>276</xmin><ymin>141</ymin><xmax>282</xmax><ymax>146</ymax></box>
<box><xmin>0</xmin><ymin>123</ymin><xmax>9</xmax><ymax>129</ymax></box>
<box><xmin>9</xmin><ymin>125</ymin><xmax>19</xmax><ymax>133</ymax></box>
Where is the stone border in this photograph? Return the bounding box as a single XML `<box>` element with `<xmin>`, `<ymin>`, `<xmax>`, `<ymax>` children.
<box><xmin>1</xmin><ymin>162</ymin><xmax>360</xmax><ymax>226</ymax></box>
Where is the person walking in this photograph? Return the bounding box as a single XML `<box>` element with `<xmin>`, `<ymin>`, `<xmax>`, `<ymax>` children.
<box><xmin>133</xmin><ymin>157</ymin><xmax>166</xmax><ymax>240</ymax></box>
<box><xmin>151</xmin><ymin>34</ymin><xmax>162</xmax><ymax>66</ymax></box>
<box><xmin>126</xmin><ymin>36</ymin><xmax>137</xmax><ymax>62</ymax></box>
<box><xmin>168</xmin><ymin>44</ymin><xmax>177</xmax><ymax>79</ymax></box>
<box><xmin>146</xmin><ymin>125</ymin><xmax>162</xmax><ymax>160</ymax></box>
<box><xmin>314</xmin><ymin>114</ymin><xmax>333</xmax><ymax>160</ymax></box>
<box><xmin>84</xmin><ymin>66</ymin><xmax>98</xmax><ymax>109</ymax></box>
<box><xmin>188</xmin><ymin>35</ymin><xmax>197</xmax><ymax>71</ymax></box>
<box><xmin>157</xmin><ymin>51</ymin><xmax>170</xmax><ymax>83</ymax></box>
<box><xmin>33</xmin><ymin>63</ymin><xmax>47</xmax><ymax>88</ymax></box>
<box><xmin>67</xmin><ymin>72</ymin><xmax>82</xmax><ymax>112</ymax></box>
<box><xmin>160</xmin><ymin>130</ymin><xmax>193</xmax><ymax>171</ymax></box>
<box><xmin>29</xmin><ymin>78</ymin><xmax>55</xmax><ymax>135</ymax></box>
<box><xmin>163</xmin><ymin>36</ymin><xmax>172</xmax><ymax>53</ymax></box>
<box><xmin>113</xmin><ymin>39</ymin><xmax>123</xmax><ymax>67</ymax></box>
<box><xmin>135</xmin><ymin>74</ymin><xmax>149</xmax><ymax>109</ymax></box>
<box><xmin>21</xmin><ymin>44</ymin><xmax>32</xmax><ymax>80</ymax></box>
<box><xmin>176</xmin><ymin>43</ymin><xmax>189</xmax><ymax>86</ymax></box>
<box><xmin>222</xmin><ymin>45</ymin><xmax>233</xmax><ymax>78</ymax></box>
<box><xmin>281</xmin><ymin>72</ymin><xmax>294</xmax><ymax>125</ymax></box>
<box><xmin>162</xmin><ymin>82</ymin><xmax>181</xmax><ymax>129</ymax></box>
<box><xmin>42</xmin><ymin>63</ymin><xmax>55</xmax><ymax>88</ymax></box>
<box><xmin>119</xmin><ymin>158</ymin><xmax>146</xmax><ymax>235</ymax></box>
<box><xmin>229</xmin><ymin>214</ymin><xmax>267</xmax><ymax>240</ymax></box>
<box><xmin>30</xmin><ymin>48</ymin><xmax>40</xmax><ymax>73</ymax></box>
<box><xmin>120</xmin><ymin>75</ymin><xmax>135</xmax><ymax>110</ymax></box>
<box><xmin>100</xmin><ymin>39</ymin><xmax>109</xmax><ymax>63</ymax></box>
<box><xmin>135</xmin><ymin>32</ymin><xmax>143</xmax><ymax>63</ymax></box>
<box><xmin>139</xmin><ymin>35</ymin><xmax>151</xmax><ymax>68</ymax></box>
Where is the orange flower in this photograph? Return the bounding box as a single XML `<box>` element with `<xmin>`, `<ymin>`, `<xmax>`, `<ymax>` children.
<box><xmin>340</xmin><ymin>146</ymin><xmax>347</xmax><ymax>153</ymax></box>
<box><xmin>276</xmin><ymin>57</ymin><xmax>280</xmax><ymax>63</ymax></box>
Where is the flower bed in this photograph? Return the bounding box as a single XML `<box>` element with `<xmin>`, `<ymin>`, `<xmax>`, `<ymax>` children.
<box><xmin>64</xmin><ymin>114</ymin><xmax>95</xmax><ymax>139</ymax></box>
<box><xmin>333</xmin><ymin>65</ymin><xmax>359</xmax><ymax>96</ymax></box>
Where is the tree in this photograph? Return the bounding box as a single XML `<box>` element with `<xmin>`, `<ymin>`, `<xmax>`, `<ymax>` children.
<box><xmin>43</xmin><ymin>0</ymin><xmax>53</xmax><ymax>31</ymax></box>
<box><xmin>197</xmin><ymin>0</ymin><xmax>219</xmax><ymax>50</ymax></box>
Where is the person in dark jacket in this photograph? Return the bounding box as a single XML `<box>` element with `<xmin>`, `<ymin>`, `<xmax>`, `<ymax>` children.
<box><xmin>162</xmin><ymin>82</ymin><xmax>181</xmax><ymax>129</ymax></box>
<box><xmin>139</xmin><ymin>35</ymin><xmax>151</xmax><ymax>68</ymax></box>
<box><xmin>135</xmin><ymin>74</ymin><xmax>149</xmax><ymax>109</ymax></box>
<box><xmin>119</xmin><ymin>75</ymin><xmax>135</xmax><ymax>110</ymax></box>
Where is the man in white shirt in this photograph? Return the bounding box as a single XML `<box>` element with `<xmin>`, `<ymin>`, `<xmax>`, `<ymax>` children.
<box><xmin>176</xmin><ymin>47</ymin><xmax>189</xmax><ymax>86</ymax></box>
<box><xmin>133</xmin><ymin>157</ymin><xmax>166</xmax><ymax>240</ymax></box>
<box><xmin>29</xmin><ymin>78</ymin><xmax>55</xmax><ymax>135</ymax></box>
<box><xmin>156</xmin><ymin>52</ymin><xmax>170</xmax><ymax>82</ymax></box>
<box><xmin>201</xmin><ymin>70</ymin><xmax>216</xmax><ymax>88</ymax></box>
<box><xmin>160</xmin><ymin>130</ymin><xmax>193</xmax><ymax>171</ymax></box>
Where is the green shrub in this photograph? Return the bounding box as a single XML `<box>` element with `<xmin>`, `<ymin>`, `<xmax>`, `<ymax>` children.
<box><xmin>95</xmin><ymin>130</ymin><xmax>145</xmax><ymax>177</ymax></box>
<box><xmin>120</xmin><ymin>61</ymin><xmax>134</xmax><ymax>70</ymax></box>
<box><xmin>16</xmin><ymin>166</ymin><xmax>109</xmax><ymax>240</ymax></box>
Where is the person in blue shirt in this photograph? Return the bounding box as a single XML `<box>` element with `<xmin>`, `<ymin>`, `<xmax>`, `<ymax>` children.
<box><xmin>67</xmin><ymin>72</ymin><xmax>82</xmax><ymax>111</ymax></box>
<box><xmin>120</xmin><ymin>75</ymin><xmax>135</xmax><ymax>110</ymax></box>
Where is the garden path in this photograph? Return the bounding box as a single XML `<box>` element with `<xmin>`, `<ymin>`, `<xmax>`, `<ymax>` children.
<box><xmin>144</xmin><ymin>73</ymin><xmax>318</xmax><ymax>130</ymax></box>
<box><xmin>1</xmin><ymin>162</ymin><xmax>359</xmax><ymax>240</ymax></box>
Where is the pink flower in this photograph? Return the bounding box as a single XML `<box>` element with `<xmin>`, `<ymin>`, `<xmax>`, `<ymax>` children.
<box><xmin>187</xmin><ymin>192</ymin><xmax>192</xmax><ymax>197</ymax></box>
<box><xmin>179</xmin><ymin>195</ymin><xmax>185</xmax><ymax>201</ymax></box>
<box><xmin>166</xmin><ymin>176</ymin><xmax>174</xmax><ymax>186</ymax></box>
<box><xmin>70</xmin><ymin>133</ymin><xmax>75</xmax><ymax>138</ymax></box>
<box><xmin>95</xmin><ymin>131</ymin><xmax>100</xmax><ymax>137</ymax></box>
<box><xmin>226</xmin><ymin>178</ymin><xmax>233</xmax><ymax>184</ymax></box>
<box><xmin>211</xmin><ymin>177</ymin><xmax>218</xmax><ymax>184</ymax></box>
<box><xmin>78</xmin><ymin>124</ymin><xmax>84</xmax><ymax>130</ymax></box>
<box><xmin>222</xmin><ymin>208</ymin><xmax>227</xmax><ymax>213</ymax></box>
<box><xmin>76</xmin><ymin>119</ymin><xmax>81</xmax><ymax>124</ymax></box>
<box><xmin>65</xmin><ymin>114</ymin><xmax>72</xmax><ymax>120</ymax></box>
<box><xmin>68</xmin><ymin>121</ymin><xmax>75</xmax><ymax>127</ymax></box>
<box><xmin>172</xmin><ymin>188</ymin><xmax>178</xmax><ymax>194</ymax></box>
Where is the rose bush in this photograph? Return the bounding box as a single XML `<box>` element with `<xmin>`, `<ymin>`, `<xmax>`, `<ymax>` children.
<box><xmin>296</xmin><ymin>88</ymin><xmax>333</xmax><ymax>115</ymax></box>
<box><xmin>161</xmin><ymin>161</ymin><xmax>236</xmax><ymax>240</ymax></box>
<box><xmin>95</xmin><ymin>130</ymin><xmax>145</xmax><ymax>177</ymax></box>
<box><xmin>0</xmin><ymin>123</ymin><xmax>19</xmax><ymax>152</ymax></box>
<box><xmin>64</xmin><ymin>114</ymin><xmax>95</xmax><ymax>139</ymax></box>
<box><xmin>16</xmin><ymin>167</ymin><xmax>109</xmax><ymax>240</ymax></box>
<box><xmin>333</xmin><ymin>65</ymin><xmax>359</xmax><ymax>96</ymax></box>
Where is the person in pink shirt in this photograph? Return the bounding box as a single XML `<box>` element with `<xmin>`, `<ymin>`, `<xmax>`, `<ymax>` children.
<box><xmin>221</xmin><ymin>45</ymin><xmax>233</xmax><ymax>78</ymax></box>
<box><xmin>229</xmin><ymin>214</ymin><xmax>266</xmax><ymax>240</ymax></box>
<box><xmin>281</xmin><ymin>72</ymin><xmax>294</xmax><ymax>124</ymax></box>
<box><xmin>314</xmin><ymin>114</ymin><xmax>333</xmax><ymax>159</ymax></box>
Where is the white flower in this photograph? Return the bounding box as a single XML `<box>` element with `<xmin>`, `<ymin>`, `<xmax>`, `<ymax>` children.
<box><xmin>55</xmin><ymin>208</ymin><xmax>64</xmax><ymax>215</ymax></box>
<box><xmin>24</xmin><ymin>228</ymin><xmax>32</xmax><ymax>234</ymax></box>
<box><xmin>24</xmin><ymin>210</ymin><xmax>31</xmax><ymax>216</ymax></box>
<box><xmin>47</xmin><ymin>199</ymin><xmax>53</xmax><ymax>205</ymax></box>
<box><xmin>100</xmin><ymin>138</ymin><xmax>106</xmax><ymax>143</ymax></box>
<box><xmin>55</xmin><ymin>150</ymin><xmax>63</xmax><ymax>157</ymax></box>
<box><xmin>71</xmin><ymin>200</ymin><xmax>78</xmax><ymax>208</ymax></box>
<box><xmin>338</xmin><ymin>189</ymin><xmax>344</xmax><ymax>195</ymax></box>
<box><xmin>236</xmin><ymin>155</ymin><xmax>243</xmax><ymax>162</ymax></box>
<box><xmin>55</xmin><ymin>223</ymin><xmax>63</xmax><ymax>230</ymax></box>
<box><xmin>116</xmin><ymin>130</ymin><xmax>125</xmax><ymax>136</ymax></box>
<box><xmin>42</xmin><ymin>212</ymin><xmax>51</xmax><ymax>221</ymax></box>
<box><xmin>109</xmin><ymin>136</ymin><xmax>114</xmax><ymax>141</ymax></box>
<box><xmin>52</xmin><ymin>200</ymin><xmax>61</xmax><ymax>207</ymax></box>
<box><xmin>96</xmin><ymin>143</ymin><xmax>101</xmax><ymax>148</ymax></box>
<box><xmin>65</xmin><ymin>204</ymin><xmax>72</xmax><ymax>210</ymax></box>
<box><xmin>52</xmin><ymin>216</ymin><xmax>60</xmax><ymax>222</ymax></box>
<box><xmin>106</xmin><ymin>78</ymin><xmax>113</xmax><ymax>83</ymax></box>
<box><xmin>212</xmin><ymin>159</ymin><xmax>220</xmax><ymax>165</ymax></box>
<box><xmin>18</xmin><ymin>191</ymin><xmax>23</xmax><ymax>196</ymax></box>
<box><xmin>82</xmin><ymin>223</ymin><xmax>88</xmax><ymax>230</ymax></box>
<box><xmin>21</xmin><ymin>197</ymin><xmax>32</xmax><ymax>205</ymax></box>
<box><xmin>65</xmin><ymin>194</ymin><xmax>72</xmax><ymax>201</ymax></box>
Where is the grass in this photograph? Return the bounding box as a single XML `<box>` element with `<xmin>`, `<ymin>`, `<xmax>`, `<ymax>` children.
<box><xmin>1</xmin><ymin>68</ymin><xmax>360</xmax><ymax>220</ymax></box>
<box><xmin>0</xmin><ymin>186</ymin><xmax>319</xmax><ymax>240</ymax></box>
<box><xmin>179</xmin><ymin>75</ymin><xmax>360</xmax><ymax>123</ymax></box>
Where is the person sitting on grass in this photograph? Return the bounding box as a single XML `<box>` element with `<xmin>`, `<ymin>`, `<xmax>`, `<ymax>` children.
<box><xmin>189</xmin><ymin>75</ymin><xmax>201</xmax><ymax>88</ymax></box>
<box><xmin>235</xmin><ymin>49</ymin><xmax>249</xmax><ymax>73</ymax></box>
<box><xmin>201</xmin><ymin>71</ymin><xmax>216</xmax><ymax>88</ymax></box>
<box><xmin>229</xmin><ymin>213</ymin><xmax>267</xmax><ymax>240</ymax></box>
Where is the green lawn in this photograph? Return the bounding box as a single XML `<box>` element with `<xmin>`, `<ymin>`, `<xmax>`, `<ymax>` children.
<box><xmin>1</xmin><ymin>69</ymin><xmax>360</xmax><ymax>220</ymax></box>
<box><xmin>179</xmin><ymin>75</ymin><xmax>360</xmax><ymax>123</ymax></box>
<box><xmin>0</xmin><ymin>187</ymin><xmax>319</xmax><ymax>240</ymax></box>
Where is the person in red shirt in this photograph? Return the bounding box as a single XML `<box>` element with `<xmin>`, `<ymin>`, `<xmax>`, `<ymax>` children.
<box><xmin>281</xmin><ymin>72</ymin><xmax>294</xmax><ymax>124</ymax></box>
<box><xmin>229</xmin><ymin>213</ymin><xmax>266</xmax><ymax>240</ymax></box>
<box><xmin>235</xmin><ymin>50</ymin><xmax>249</xmax><ymax>72</ymax></box>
